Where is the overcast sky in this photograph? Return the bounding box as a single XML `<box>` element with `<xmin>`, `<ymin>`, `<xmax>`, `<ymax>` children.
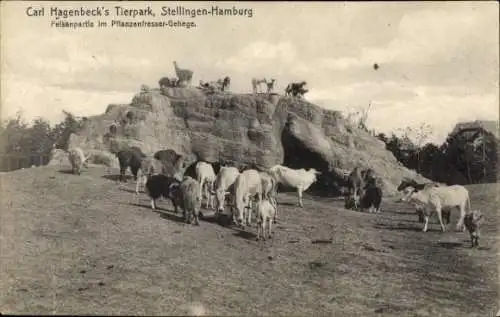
<box><xmin>1</xmin><ymin>1</ymin><xmax>498</xmax><ymax>144</ymax></box>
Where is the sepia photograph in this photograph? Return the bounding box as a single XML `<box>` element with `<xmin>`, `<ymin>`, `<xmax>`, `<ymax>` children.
<box><xmin>1</xmin><ymin>1</ymin><xmax>499</xmax><ymax>316</ymax></box>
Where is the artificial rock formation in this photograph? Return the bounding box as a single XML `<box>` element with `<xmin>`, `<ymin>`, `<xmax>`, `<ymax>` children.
<box><xmin>59</xmin><ymin>87</ymin><xmax>428</xmax><ymax>194</ymax></box>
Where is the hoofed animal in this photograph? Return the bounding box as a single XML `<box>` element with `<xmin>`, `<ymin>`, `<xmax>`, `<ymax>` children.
<box><xmin>285</xmin><ymin>81</ymin><xmax>308</xmax><ymax>98</ymax></box>
<box><xmin>135</xmin><ymin>156</ymin><xmax>164</xmax><ymax>194</ymax></box>
<box><xmin>416</xmin><ymin>206</ymin><xmax>451</xmax><ymax>224</ymax></box>
<box><xmin>359</xmin><ymin>177</ymin><xmax>383</xmax><ymax>213</ymax></box>
<box><xmin>145</xmin><ymin>174</ymin><xmax>181</xmax><ymax>212</ymax></box>
<box><xmin>251</xmin><ymin>78</ymin><xmax>267</xmax><ymax>94</ymax></box>
<box><xmin>463</xmin><ymin>209</ymin><xmax>484</xmax><ymax>248</ymax></box>
<box><xmin>218</xmin><ymin>76</ymin><xmax>231</xmax><ymax>91</ymax></box>
<box><xmin>195</xmin><ymin>162</ymin><xmax>216</xmax><ymax>209</ymax></box>
<box><xmin>347</xmin><ymin>167</ymin><xmax>365</xmax><ymax>209</ymax></box>
<box><xmin>266</xmin><ymin>78</ymin><xmax>276</xmax><ymax>93</ymax></box>
<box><xmin>398</xmin><ymin>179</ymin><xmax>443</xmax><ymax>222</ymax></box>
<box><xmin>268</xmin><ymin>165</ymin><xmax>320</xmax><ymax>207</ymax></box>
<box><xmin>67</xmin><ymin>147</ymin><xmax>88</xmax><ymax>175</ymax></box>
<box><xmin>259</xmin><ymin>171</ymin><xmax>278</xmax><ymax>221</ymax></box>
<box><xmin>255</xmin><ymin>200</ymin><xmax>277</xmax><ymax>241</ymax></box>
<box><xmin>153</xmin><ymin>149</ymin><xmax>187</xmax><ymax>180</ymax></box>
<box><xmin>233</xmin><ymin>169</ymin><xmax>262</xmax><ymax>227</ymax></box>
<box><xmin>213</xmin><ymin>166</ymin><xmax>240</xmax><ymax>215</ymax></box>
<box><xmin>173</xmin><ymin>176</ymin><xmax>202</xmax><ymax>225</ymax></box>
<box><xmin>116</xmin><ymin>147</ymin><xmax>147</xmax><ymax>182</ymax></box>
<box><xmin>173</xmin><ymin>61</ymin><xmax>193</xmax><ymax>86</ymax></box>
<box><xmin>399</xmin><ymin>182</ymin><xmax>472</xmax><ymax>232</ymax></box>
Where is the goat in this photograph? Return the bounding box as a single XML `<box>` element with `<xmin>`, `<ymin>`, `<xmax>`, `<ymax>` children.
<box><xmin>68</xmin><ymin>147</ymin><xmax>88</xmax><ymax>175</ymax></box>
<box><xmin>285</xmin><ymin>81</ymin><xmax>308</xmax><ymax>97</ymax></box>
<box><xmin>251</xmin><ymin>78</ymin><xmax>267</xmax><ymax>94</ymax></box>
<box><xmin>195</xmin><ymin>162</ymin><xmax>216</xmax><ymax>209</ymax></box>
<box><xmin>266</xmin><ymin>79</ymin><xmax>276</xmax><ymax>93</ymax></box>
<box><xmin>259</xmin><ymin>171</ymin><xmax>278</xmax><ymax>222</ymax></box>
<box><xmin>171</xmin><ymin>176</ymin><xmax>202</xmax><ymax>225</ymax></box>
<box><xmin>145</xmin><ymin>175</ymin><xmax>181</xmax><ymax>212</ymax></box>
<box><xmin>464</xmin><ymin>210</ymin><xmax>484</xmax><ymax>248</ymax></box>
<box><xmin>255</xmin><ymin>200</ymin><xmax>277</xmax><ymax>241</ymax></box>
<box><xmin>135</xmin><ymin>156</ymin><xmax>163</xmax><ymax>194</ymax></box>
<box><xmin>213</xmin><ymin>166</ymin><xmax>240</xmax><ymax>215</ymax></box>
<box><xmin>268</xmin><ymin>165</ymin><xmax>320</xmax><ymax>207</ymax></box>
<box><xmin>233</xmin><ymin>169</ymin><xmax>262</xmax><ymax>227</ymax></box>
<box><xmin>359</xmin><ymin>176</ymin><xmax>383</xmax><ymax>213</ymax></box>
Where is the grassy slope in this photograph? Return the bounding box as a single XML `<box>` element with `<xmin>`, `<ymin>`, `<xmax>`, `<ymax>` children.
<box><xmin>0</xmin><ymin>165</ymin><xmax>498</xmax><ymax>316</ymax></box>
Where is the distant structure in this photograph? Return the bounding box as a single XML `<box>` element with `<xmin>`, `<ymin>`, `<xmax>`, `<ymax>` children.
<box><xmin>450</xmin><ymin>120</ymin><xmax>499</xmax><ymax>182</ymax></box>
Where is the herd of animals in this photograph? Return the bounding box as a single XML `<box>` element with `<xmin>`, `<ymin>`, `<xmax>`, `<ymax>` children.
<box><xmin>157</xmin><ymin>61</ymin><xmax>309</xmax><ymax>98</ymax></box>
<box><xmin>66</xmin><ymin>145</ymin><xmax>485</xmax><ymax>247</ymax></box>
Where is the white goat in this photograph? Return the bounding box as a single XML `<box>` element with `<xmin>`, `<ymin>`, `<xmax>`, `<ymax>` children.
<box><xmin>68</xmin><ymin>147</ymin><xmax>88</xmax><ymax>175</ymax></box>
<box><xmin>400</xmin><ymin>184</ymin><xmax>471</xmax><ymax>232</ymax></box>
<box><xmin>251</xmin><ymin>78</ymin><xmax>267</xmax><ymax>94</ymax></box>
<box><xmin>255</xmin><ymin>200</ymin><xmax>277</xmax><ymax>241</ymax></box>
<box><xmin>136</xmin><ymin>156</ymin><xmax>163</xmax><ymax>194</ymax></box>
<box><xmin>195</xmin><ymin>162</ymin><xmax>216</xmax><ymax>209</ymax></box>
<box><xmin>233</xmin><ymin>169</ymin><xmax>262</xmax><ymax>227</ymax></box>
<box><xmin>268</xmin><ymin>165</ymin><xmax>321</xmax><ymax>207</ymax></box>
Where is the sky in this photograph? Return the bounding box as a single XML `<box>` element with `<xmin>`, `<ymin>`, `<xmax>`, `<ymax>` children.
<box><xmin>1</xmin><ymin>1</ymin><xmax>498</xmax><ymax>145</ymax></box>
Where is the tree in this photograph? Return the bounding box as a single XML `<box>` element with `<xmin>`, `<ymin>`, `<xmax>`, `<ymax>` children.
<box><xmin>52</xmin><ymin>110</ymin><xmax>85</xmax><ymax>150</ymax></box>
<box><xmin>397</xmin><ymin>123</ymin><xmax>433</xmax><ymax>173</ymax></box>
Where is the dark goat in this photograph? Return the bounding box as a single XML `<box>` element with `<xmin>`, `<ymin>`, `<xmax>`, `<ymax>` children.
<box><xmin>116</xmin><ymin>147</ymin><xmax>146</xmax><ymax>182</ymax></box>
<box><xmin>359</xmin><ymin>176</ymin><xmax>382</xmax><ymax>213</ymax></box>
<box><xmin>153</xmin><ymin>149</ymin><xmax>187</xmax><ymax>179</ymax></box>
<box><xmin>145</xmin><ymin>174</ymin><xmax>181</xmax><ymax>212</ymax></box>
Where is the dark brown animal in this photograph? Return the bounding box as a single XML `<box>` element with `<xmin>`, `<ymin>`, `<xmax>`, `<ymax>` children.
<box><xmin>115</xmin><ymin>147</ymin><xmax>147</xmax><ymax>182</ymax></box>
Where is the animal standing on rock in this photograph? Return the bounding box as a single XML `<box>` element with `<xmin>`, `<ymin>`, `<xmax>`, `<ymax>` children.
<box><xmin>399</xmin><ymin>181</ymin><xmax>472</xmax><ymax>233</ymax></box>
<box><xmin>251</xmin><ymin>78</ymin><xmax>267</xmax><ymax>94</ymax></box>
<box><xmin>145</xmin><ymin>174</ymin><xmax>181</xmax><ymax>212</ymax></box>
<box><xmin>463</xmin><ymin>209</ymin><xmax>484</xmax><ymax>248</ymax></box>
<box><xmin>359</xmin><ymin>176</ymin><xmax>383</xmax><ymax>213</ymax></box>
<box><xmin>153</xmin><ymin>149</ymin><xmax>187</xmax><ymax>180</ymax></box>
<box><xmin>255</xmin><ymin>199</ymin><xmax>277</xmax><ymax>241</ymax></box>
<box><xmin>115</xmin><ymin>147</ymin><xmax>147</xmax><ymax>182</ymax></box>
<box><xmin>266</xmin><ymin>78</ymin><xmax>276</xmax><ymax>93</ymax></box>
<box><xmin>68</xmin><ymin>147</ymin><xmax>88</xmax><ymax>175</ymax></box>
<box><xmin>268</xmin><ymin>165</ymin><xmax>320</xmax><ymax>208</ymax></box>
<box><xmin>173</xmin><ymin>61</ymin><xmax>193</xmax><ymax>86</ymax></box>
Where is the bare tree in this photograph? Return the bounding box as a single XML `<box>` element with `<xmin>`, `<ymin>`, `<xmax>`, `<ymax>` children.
<box><xmin>398</xmin><ymin>123</ymin><xmax>433</xmax><ymax>172</ymax></box>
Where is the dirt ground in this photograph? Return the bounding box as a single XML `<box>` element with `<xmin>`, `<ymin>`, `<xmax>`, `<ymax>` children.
<box><xmin>1</xmin><ymin>165</ymin><xmax>498</xmax><ymax>316</ymax></box>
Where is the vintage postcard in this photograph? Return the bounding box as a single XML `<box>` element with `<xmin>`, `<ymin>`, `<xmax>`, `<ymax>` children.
<box><xmin>1</xmin><ymin>1</ymin><xmax>498</xmax><ymax>316</ymax></box>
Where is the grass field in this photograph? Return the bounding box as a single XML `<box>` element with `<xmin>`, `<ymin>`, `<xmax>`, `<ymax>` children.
<box><xmin>1</xmin><ymin>165</ymin><xmax>498</xmax><ymax>316</ymax></box>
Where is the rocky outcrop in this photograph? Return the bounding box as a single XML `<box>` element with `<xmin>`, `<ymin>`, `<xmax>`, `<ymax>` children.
<box><xmin>59</xmin><ymin>87</ymin><xmax>428</xmax><ymax>194</ymax></box>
